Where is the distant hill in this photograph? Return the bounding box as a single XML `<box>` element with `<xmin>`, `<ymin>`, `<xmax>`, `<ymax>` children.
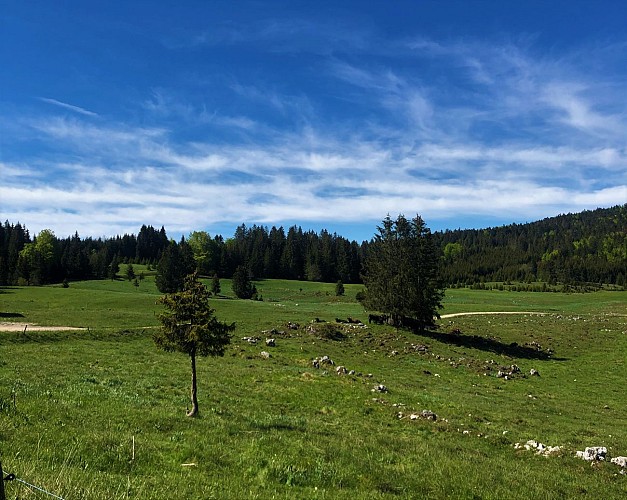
<box><xmin>434</xmin><ymin>204</ymin><xmax>626</xmax><ymax>288</ymax></box>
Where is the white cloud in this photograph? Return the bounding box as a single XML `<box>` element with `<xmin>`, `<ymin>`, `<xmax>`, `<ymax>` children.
<box><xmin>4</xmin><ymin>34</ymin><xmax>626</xmax><ymax>239</ymax></box>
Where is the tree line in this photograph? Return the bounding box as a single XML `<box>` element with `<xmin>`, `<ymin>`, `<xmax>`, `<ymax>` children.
<box><xmin>0</xmin><ymin>222</ymin><xmax>365</xmax><ymax>287</ymax></box>
<box><xmin>1</xmin><ymin>204</ymin><xmax>625</xmax><ymax>288</ymax></box>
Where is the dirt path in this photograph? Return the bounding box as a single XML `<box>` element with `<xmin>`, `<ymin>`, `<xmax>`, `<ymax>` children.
<box><xmin>440</xmin><ymin>311</ymin><xmax>545</xmax><ymax>319</ymax></box>
<box><xmin>0</xmin><ymin>312</ymin><xmax>548</xmax><ymax>331</ymax></box>
<box><xmin>0</xmin><ymin>322</ymin><xmax>86</xmax><ymax>332</ymax></box>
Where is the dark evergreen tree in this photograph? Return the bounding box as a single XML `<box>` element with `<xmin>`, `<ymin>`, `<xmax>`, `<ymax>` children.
<box><xmin>136</xmin><ymin>225</ymin><xmax>168</xmax><ymax>263</ymax></box>
<box><xmin>90</xmin><ymin>247</ymin><xmax>109</xmax><ymax>279</ymax></box>
<box><xmin>231</xmin><ymin>264</ymin><xmax>255</xmax><ymax>299</ymax></box>
<box><xmin>126</xmin><ymin>263</ymin><xmax>136</xmax><ymax>281</ymax></box>
<box><xmin>211</xmin><ymin>274</ymin><xmax>221</xmax><ymax>295</ymax></box>
<box><xmin>361</xmin><ymin>214</ymin><xmax>444</xmax><ymax>331</ymax></box>
<box><xmin>178</xmin><ymin>236</ymin><xmax>197</xmax><ymax>277</ymax></box>
<box><xmin>156</xmin><ymin>242</ymin><xmax>186</xmax><ymax>293</ymax></box>
<box><xmin>108</xmin><ymin>254</ymin><xmax>120</xmax><ymax>280</ymax></box>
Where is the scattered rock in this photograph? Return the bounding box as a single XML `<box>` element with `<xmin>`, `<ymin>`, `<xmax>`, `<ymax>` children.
<box><xmin>497</xmin><ymin>364</ymin><xmax>524</xmax><ymax>379</ymax></box>
<box><xmin>261</xmin><ymin>328</ymin><xmax>283</xmax><ymax>336</ymax></box>
<box><xmin>418</xmin><ymin>409</ymin><xmax>437</xmax><ymax>421</ymax></box>
<box><xmin>399</xmin><ymin>409</ymin><xmax>437</xmax><ymax>422</ymax></box>
<box><xmin>514</xmin><ymin>440</ymin><xmax>562</xmax><ymax>457</ymax></box>
<box><xmin>576</xmin><ymin>447</ymin><xmax>607</xmax><ymax>461</ymax></box>
<box><xmin>311</xmin><ymin>355</ymin><xmax>335</xmax><ymax>368</ymax></box>
<box><xmin>411</xmin><ymin>344</ymin><xmax>429</xmax><ymax>353</ymax></box>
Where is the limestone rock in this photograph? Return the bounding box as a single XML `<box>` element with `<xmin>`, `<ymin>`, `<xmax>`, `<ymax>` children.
<box><xmin>576</xmin><ymin>446</ymin><xmax>607</xmax><ymax>461</ymax></box>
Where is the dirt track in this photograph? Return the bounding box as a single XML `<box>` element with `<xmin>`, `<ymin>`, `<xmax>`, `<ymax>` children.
<box><xmin>439</xmin><ymin>311</ymin><xmax>545</xmax><ymax>319</ymax></box>
<box><xmin>0</xmin><ymin>322</ymin><xmax>86</xmax><ymax>332</ymax></box>
<box><xmin>0</xmin><ymin>312</ymin><xmax>546</xmax><ymax>332</ymax></box>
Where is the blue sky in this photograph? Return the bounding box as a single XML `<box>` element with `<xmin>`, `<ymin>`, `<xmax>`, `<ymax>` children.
<box><xmin>1</xmin><ymin>1</ymin><xmax>626</xmax><ymax>241</ymax></box>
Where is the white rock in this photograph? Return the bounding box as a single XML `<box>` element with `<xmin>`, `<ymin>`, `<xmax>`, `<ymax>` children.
<box><xmin>576</xmin><ymin>447</ymin><xmax>607</xmax><ymax>461</ymax></box>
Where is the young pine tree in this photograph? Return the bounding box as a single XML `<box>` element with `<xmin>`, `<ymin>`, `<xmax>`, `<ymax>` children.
<box><xmin>155</xmin><ymin>273</ymin><xmax>235</xmax><ymax>417</ymax></box>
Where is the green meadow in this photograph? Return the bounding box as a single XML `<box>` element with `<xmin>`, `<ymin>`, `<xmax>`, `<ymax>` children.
<box><xmin>1</xmin><ymin>268</ymin><xmax>626</xmax><ymax>498</ymax></box>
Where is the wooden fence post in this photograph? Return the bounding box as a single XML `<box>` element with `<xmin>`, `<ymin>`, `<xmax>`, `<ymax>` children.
<box><xmin>0</xmin><ymin>460</ymin><xmax>6</xmax><ymax>500</ymax></box>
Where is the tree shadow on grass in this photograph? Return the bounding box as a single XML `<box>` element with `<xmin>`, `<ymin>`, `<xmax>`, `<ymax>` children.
<box><xmin>413</xmin><ymin>328</ymin><xmax>567</xmax><ymax>361</ymax></box>
<box><xmin>0</xmin><ymin>312</ymin><xmax>25</xmax><ymax>318</ymax></box>
<box><xmin>249</xmin><ymin>415</ymin><xmax>306</xmax><ymax>432</ymax></box>
<box><xmin>0</xmin><ymin>328</ymin><xmax>151</xmax><ymax>345</ymax></box>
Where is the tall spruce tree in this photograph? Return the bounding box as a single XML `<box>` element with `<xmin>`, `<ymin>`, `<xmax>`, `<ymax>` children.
<box><xmin>231</xmin><ymin>264</ymin><xmax>255</xmax><ymax>299</ymax></box>
<box><xmin>361</xmin><ymin>214</ymin><xmax>444</xmax><ymax>331</ymax></box>
<box><xmin>156</xmin><ymin>242</ymin><xmax>189</xmax><ymax>293</ymax></box>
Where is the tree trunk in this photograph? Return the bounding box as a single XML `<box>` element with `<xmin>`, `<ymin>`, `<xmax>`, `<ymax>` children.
<box><xmin>187</xmin><ymin>349</ymin><xmax>199</xmax><ymax>417</ymax></box>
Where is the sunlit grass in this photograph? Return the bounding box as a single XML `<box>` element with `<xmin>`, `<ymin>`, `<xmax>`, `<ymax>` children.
<box><xmin>1</xmin><ymin>278</ymin><xmax>626</xmax><ymax>498</ymax></box>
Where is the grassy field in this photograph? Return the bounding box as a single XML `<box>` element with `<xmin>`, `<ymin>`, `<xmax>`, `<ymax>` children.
<box><xmin>1</xmin><ymin>269</ymin><xmax>626</xmax><ymax>498</ymax></box>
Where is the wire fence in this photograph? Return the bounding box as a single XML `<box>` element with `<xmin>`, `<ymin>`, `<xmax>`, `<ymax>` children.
<box><xmin>2</xmin><ymin>462</ymin><xmax>65</xmax><ymax>500</ymax></box>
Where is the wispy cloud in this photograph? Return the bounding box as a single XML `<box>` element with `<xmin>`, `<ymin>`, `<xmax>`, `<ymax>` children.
<box><xmin>38</xmin><ymin>97</ymin><xmax>99</xmax><ymax>117</ymax></box>
<box><xmin>3</xmin><ymin>28</ymin><xmax>625</xmax><ymax>239</ymax></box>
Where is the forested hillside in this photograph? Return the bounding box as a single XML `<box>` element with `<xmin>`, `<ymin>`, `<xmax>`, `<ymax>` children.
<box><xmin>435</xmin><ymin>205</ymin><xmax>626</xmax><ymax>287</ymax></box>
<box><xmin>1</xmin><ymin>205</ymin><xmax>625</xmax><ymax>288</ymax></box>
